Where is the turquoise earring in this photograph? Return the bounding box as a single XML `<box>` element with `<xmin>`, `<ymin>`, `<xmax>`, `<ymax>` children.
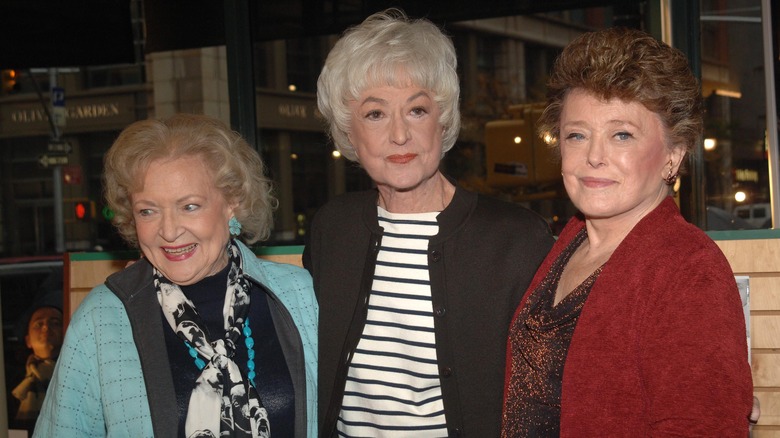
<box><xmin>229</xmin><ymin>217</ymin><xmax>242</xmax><ymax>236</ymax></box>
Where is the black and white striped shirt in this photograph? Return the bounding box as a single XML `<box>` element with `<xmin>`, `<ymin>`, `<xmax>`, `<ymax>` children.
<box><xmin>337</xmin><ymin>207</ymin><xmax>447</xmax><ymax>437</ymax></box>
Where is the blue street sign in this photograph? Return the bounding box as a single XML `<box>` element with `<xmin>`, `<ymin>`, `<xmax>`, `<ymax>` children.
<box><xmin>51</xmin><ymin>86</ymin><xmax>66</xmax><ymax>128</ymax></box>
<box><xmin>51</xmin><ymin>86</ymin><xmax>65</xmax><ymax>107</ymax></box>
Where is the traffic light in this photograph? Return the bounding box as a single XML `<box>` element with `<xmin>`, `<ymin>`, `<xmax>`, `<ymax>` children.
<box><xmin>1</xmin><ymin>69</ymin><xmax>18</xmax><ymax>94</ymax></box>
<box><xmin>102</xmin><ymin>205</ymin><xmax>115</xmax><ymax>221</ymax></box>
<box><xmin>74</xmin><ymin>202</ymin><xmax>87</xmax><ymax>220</ymax></box>
<box><xmin>74</xmin><ymin>201</ymin><xmax>92</xmax><ymax>221</ymax></box>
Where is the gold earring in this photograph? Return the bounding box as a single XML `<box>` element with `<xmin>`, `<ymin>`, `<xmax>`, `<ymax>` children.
<box><xmin>664</xmin><ymin>159</ymin><xmax>678</xmax><ymax>185</ymax></box>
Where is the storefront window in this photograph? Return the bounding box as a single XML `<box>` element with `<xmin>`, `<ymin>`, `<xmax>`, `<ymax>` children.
<box><xmin>699</xmin><ymin>0</ymin><xmax>771</xmax><ymax>230</ymax></box>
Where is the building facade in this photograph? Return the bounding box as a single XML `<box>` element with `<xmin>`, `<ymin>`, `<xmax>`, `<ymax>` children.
<box><xmin>0</xmin><ymin>1</ymin><xmax>772</xmax><ymax>255</ymax></box>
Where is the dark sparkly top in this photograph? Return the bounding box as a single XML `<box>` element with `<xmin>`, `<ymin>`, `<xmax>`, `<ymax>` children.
<box><xmin>502</xmin><ymin>229</ymin><xmax>602</xmax><ymax>437</ymax></box>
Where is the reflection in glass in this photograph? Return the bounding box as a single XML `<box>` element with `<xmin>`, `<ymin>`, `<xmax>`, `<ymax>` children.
<box><xmin>700</xmin><ymin>0</ymin><xmax>770</xmax><ymax>230</ymax></box>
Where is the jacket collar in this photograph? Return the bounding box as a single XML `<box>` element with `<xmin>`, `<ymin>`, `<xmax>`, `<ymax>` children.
<box><xmin>358</xmin><ymin>176</ymin><xmax>478</xmax><ymax>244</ymax></box>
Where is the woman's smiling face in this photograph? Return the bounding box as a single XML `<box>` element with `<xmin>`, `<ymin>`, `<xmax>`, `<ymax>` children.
<box><xmin>559</xmin><ymin>88</ymin><xmax>683</xmax><ymax>222</ymax></box>
<box><xmin>132</xmin><ymin>155</ymin><xmax>236</xmax><ymax>285</ymax></box>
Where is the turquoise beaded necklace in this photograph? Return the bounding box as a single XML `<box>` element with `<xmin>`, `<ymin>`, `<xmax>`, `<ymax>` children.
<box><xmin>244</xmin><ymin>318</ymin><xmax>256</xmax><ymax>382</ymax></box>
<box><xmin>185</xmin><ymin>317</ymin><xmax>257</xmax><ymax>386</ymax></box>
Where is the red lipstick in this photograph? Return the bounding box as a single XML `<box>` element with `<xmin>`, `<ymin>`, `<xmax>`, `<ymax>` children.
<box><xmin>387</xmin><ymin>153</ymin><xmax>417</xmax><ymax>164</ymax></box>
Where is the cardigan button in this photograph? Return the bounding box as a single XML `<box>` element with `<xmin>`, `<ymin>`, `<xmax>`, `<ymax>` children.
<box><xmin>440</xmin><ymin>366</ymin><xmax>452</xmax><ymax>377</ymax></box>
<box><xmin>451</xmin><ymin>428</ymin><xmax>461</xmax><ymax>437</ymax></box>
<box><xmin>430</xmin><ymin>250</ymin><xmax>441</xmax><ymax>262</ymax></box>
<box><xmin>434</xmin><ymin>307</ymin><xmax>446</xmax><ymax>317</ymax></box>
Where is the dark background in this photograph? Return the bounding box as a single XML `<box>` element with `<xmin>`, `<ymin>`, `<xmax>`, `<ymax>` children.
<box><xmin>1</xmin><ymin>0</ymin><xmax>631</xmax><ymax>68</ymax></box>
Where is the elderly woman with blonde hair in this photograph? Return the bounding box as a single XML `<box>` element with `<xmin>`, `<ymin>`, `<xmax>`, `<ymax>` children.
<box><xmin>35</xmin><ymin>114</ymin><xmax>318</xmax><ymax>438</ymax></box>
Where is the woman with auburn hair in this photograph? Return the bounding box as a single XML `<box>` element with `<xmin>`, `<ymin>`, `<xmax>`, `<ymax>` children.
<box><xmin>501</xmin><ymin>27</ymin><xmax>753</xmax><ymax>436</ymax></box>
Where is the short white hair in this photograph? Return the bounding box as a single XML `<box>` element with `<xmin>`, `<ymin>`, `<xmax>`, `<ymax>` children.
<box><xmin>316</xmin><ymin>8</ymin><xmax>461</xmax><ymax>161</ymax></box>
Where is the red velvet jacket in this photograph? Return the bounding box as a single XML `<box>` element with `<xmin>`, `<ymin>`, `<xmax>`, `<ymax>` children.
<box><xmin>504</xmin><ymin>197</ymin><xmax>753</xmax><ymax>436</ymax></box>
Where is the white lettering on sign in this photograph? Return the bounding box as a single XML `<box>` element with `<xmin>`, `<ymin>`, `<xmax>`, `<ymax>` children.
<box><xmin>11</xmin><ymin>108</ymin><xmax>47</xmax><ymax>123</ymax></box>
<box><xmin>38</xmin><ymin>154</ymin><xmax>69</xmax><ymax>168</ymax></box>
<box><xmin>278</xmin><ymin>103</ymin><xmax>307</xmax><ymax>118</ymax></box>
<box><xmin>735</xmin><ymin>168</ymin><xmax>759</xmax><ymax>183</ymax></box>
<box><xmin>68</xmin><ymin>103</ymin><xmax>120</xmax><ymax>119</ymax></box>
<box><xmin>9</xmin><ymin>103</ymin><xmax>121</xmax><ymax>124</ymax></box>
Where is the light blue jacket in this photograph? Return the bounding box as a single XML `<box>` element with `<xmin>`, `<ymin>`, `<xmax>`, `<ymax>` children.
<box><xmin>34</xmin><ymin>241</ymin><xmax>318</xmax><ymax>437</ymax></box>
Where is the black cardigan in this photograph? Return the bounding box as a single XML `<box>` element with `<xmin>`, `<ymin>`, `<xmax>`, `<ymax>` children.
<box><xmin>303</xmin><ymin>185</ymin><xmax>554</xmax><ymax>437</ymax></box>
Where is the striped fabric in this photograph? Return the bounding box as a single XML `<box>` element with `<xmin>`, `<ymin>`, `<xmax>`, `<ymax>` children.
<box><xmin>337</xmin><ymin>207</ymin><xmax>447</xmax><ymax>437</ymax></box>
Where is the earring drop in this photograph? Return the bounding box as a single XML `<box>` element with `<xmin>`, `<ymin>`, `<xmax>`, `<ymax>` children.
<box><xmin>664</xmin><ymin>159</ymin><xmax>678</xmax><ymax>185</ymax></box>
<box><xmin>229</xmin><ymin>217</ymin><xmax>242</xmax><ymax>236</ymax></box>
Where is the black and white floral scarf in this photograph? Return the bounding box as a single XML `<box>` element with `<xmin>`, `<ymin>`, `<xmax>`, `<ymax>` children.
<box><xmin>155</xmin><ymin>240</ymin><xmax>270</xmax><ymax>438</ymax></box>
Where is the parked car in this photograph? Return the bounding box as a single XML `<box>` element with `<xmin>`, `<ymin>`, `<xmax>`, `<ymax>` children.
<box><xmin>707</xmin><ymin>206</ymin><xmax>756</xmax><ymax>231</ymax></box>
<box><xmin>733</xmin><ymin>203</ymin><xmax>772</xmax><ymax>228</ymax></box>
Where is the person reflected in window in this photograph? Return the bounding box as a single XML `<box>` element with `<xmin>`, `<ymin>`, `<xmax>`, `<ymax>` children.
<box><xmin>12</xmin><ymin>306</ymin><xmax>63</xmax><ymax>426</ymax></box>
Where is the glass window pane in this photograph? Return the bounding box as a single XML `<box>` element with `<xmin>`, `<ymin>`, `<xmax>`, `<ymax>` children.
<box><xmin>700</xmin><ymin>0</ymin><xmax>770</xmax><ymax>230</ymax></box>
